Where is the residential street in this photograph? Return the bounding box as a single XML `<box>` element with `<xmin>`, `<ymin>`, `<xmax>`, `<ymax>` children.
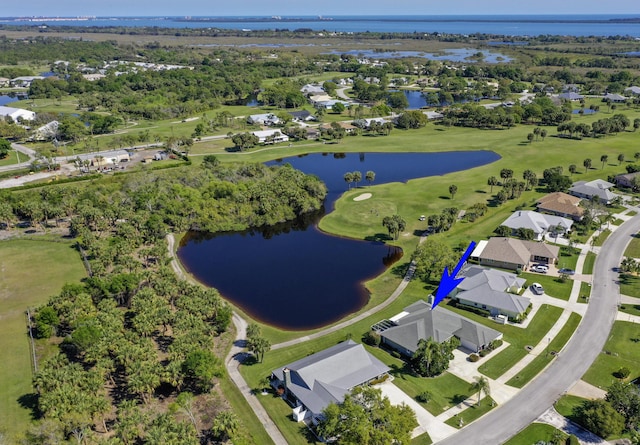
<box><xmin>436</xmin><ymin>213</ymin><xmax>640</xmax><ymax>444</ymax></box>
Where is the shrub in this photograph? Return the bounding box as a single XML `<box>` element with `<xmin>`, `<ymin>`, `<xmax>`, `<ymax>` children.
<box><xmin>566</xmin><ymin>435</ymin><xmax>579</xmax><ymax>445</ymax></box>
<box><xmin>416</xmin><ymin>391</ymin><xmax>432</xmax><ymax>403</ymax></box>
<box><xmin>490</xmin><ymin>339</ymin><xmax>503</xmax><ymax>350</ymax></box>
<box><xmin>479</xmin><ymin>349</ymin><xmax>489</xmax><ymax>357</ymax></box>
<box><xmin>362</xmin><ymin>330</ymin><xmax>381</xmax><ymax>347</ymax></box>
<box><xmin>613</xmin><ymin>367</ymin><xmax>630</xmax><ymax>379</ymax></box>
<box><xmin>469</xmin><ymin>354</ymin><xmax>480</xmax><ymax>362</ymax></box>
<box><xmin>391</xmin><ymin>350</ymin><xmax>401</xmax><ymax>359</ymax></box>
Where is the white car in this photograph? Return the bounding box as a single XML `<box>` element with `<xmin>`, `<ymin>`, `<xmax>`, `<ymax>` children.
<box><xmin>531</xmin><ymin>265</ymin><xmax>549</xmax><ymax>273</ymax></box>
<box><xmin>419</xmin><ymin>215</ymin><xmax>426</xmax><ymax>221</ymax></box>
<box><xmin>531</xmin><ymin>283</ymin><xmax>545</xmax><ymax>295</ymax></box>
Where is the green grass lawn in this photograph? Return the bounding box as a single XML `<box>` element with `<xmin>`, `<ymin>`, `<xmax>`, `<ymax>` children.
<box><xmin>556</xmin><ymin>245</ymin><xmax>580</xmax><ymax>271</ymax></box>
<box><xmin>628</xmin><ymin>211</ymin><xmax>638</xmax><ymax>217</ymax></box>
<box><xmin>411</xmin><ymin>432</ymin><xmax>433</xmax><ymax>445</ymax></box>
<box><xmin>444</xmin><ymin>397</ymin><xmax>496</xmax><ymax>428</ymax></box>
<box><xmin>582</xmin><ymin>252</ymin><xmax>597</xmax><ymax>275</ymax></box>
<box><xmin>441</xmin><ymin>304</ymin><xmax>563</xmax><ymax>379</ymax></box>
<box><xmin>619</xmin><ymin>274</ymin><xmax>640</xmax><ymax>298</ymax></box>
<box><xmin>592</xmin><ymin>229</ymin><xmax>611</xmax><ymax>247</ymax></box>
<box><xmin>619</xmin><ymin>301</ymin><xmax>640</xmax><ymax>317</ymax></box>
<box><xmin>0</xmin><ymin>150</ymin><xmax>21</xmax><ymax>167</ymax></box>
<box><xmin>0</xmin><ymin>238</ymin><xmax>86</xmax><ymax>440</ymax></box>
<box><xmin>506</xmin><ymin>312</ymin><xmax>582</xmax><ymax>388</ymax></box>
<box><xmin>555</xmin><ymin>394</ymin><xmax>589</xmax><ymax>418</ymax></box>
<box><xmin>504</xmin><ymin>423</ymin><xmax>568</xmax><ymax>445</ymax></box>
<box><xmin>612</xmin><ymin>218</ymin><xmax>624</xmax><ymax>226</ymax></box>
<box><xmin>582</xmin><ymin>321</ymin><xmax>640</xmax><ymax>389</ymax></box>
<box><xmin>579</xmin><ymin>281</ymin><xmax>592</xmax><ymax>302</ymax></box>
<box><xmin>624</xmin><ymin>234</ymin><xmax>640</xmax><ymax>258</ymax></box>
<box><xmin>520</xmin><ymin>272</ymin><xmax>573</xmax><ymax>301</ymax></box>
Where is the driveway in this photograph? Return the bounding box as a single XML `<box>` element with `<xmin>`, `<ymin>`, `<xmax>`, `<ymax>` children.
<box><xmin>436</xmin><ymin>214</ymin><xmax>640</xmax><ymax>444</ymax></box>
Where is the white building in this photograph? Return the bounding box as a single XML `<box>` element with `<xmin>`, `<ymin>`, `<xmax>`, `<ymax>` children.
<box><xmin>252</xmin><ymin>130</ymin><xmax>289</xmax><ymax>144</ymax></box>
<box><xmin>0</xmin><ymin>106</ymin><xmax>36</xmax><ymax>121</ymax></box>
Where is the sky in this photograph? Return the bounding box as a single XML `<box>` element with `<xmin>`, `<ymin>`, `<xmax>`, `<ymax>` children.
<box><xmin>2</xmin><ymin>1</ymin><xmax>639</xmax><ymax>17</ymax></box>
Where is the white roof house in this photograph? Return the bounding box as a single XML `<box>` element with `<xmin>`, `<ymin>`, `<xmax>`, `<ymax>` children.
<box><xmin>500</xmin><ymin>210</ymin><xmax>573</xmax><ymax>241</ymax></box>
<box><xmin>300</xmin><ymin>84</ymin><xmax>325</xmax><ymax>95</ymax></box>
<box><xmin>569</xmin><ymin>179</ymin><xmax>618</xmax><ymax>204</ymax></box>
<box><xmin>252</xmin><ymin>129</ymin><xmax>289</xmax><ymax>144</ymax></box>
<box><xmin>247</xmin><ymin>113</ymin><xmax>280</xmax><ymax>126</ymax></box>
<box><xmin>10</xmin><ymin>76</ymin><xmax>46</xmax><ymax>87</ymax></box>
<box><xmin>0</xmin><ymin>106</ymin><xmax>36</xmax><ymax>121</ymax></box>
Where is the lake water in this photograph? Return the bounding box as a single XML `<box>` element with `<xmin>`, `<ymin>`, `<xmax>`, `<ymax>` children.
<box><xmin>572</xmin><ymin>109</ymin><xmax>596</xmax><ymax>114</ymax></box>
<box><xmin>178</xmin><ymin>151</ymin><xmax>500</xmax><ymax>329</ymax></box>
<box><xmin>0</xmin><ymin>95</ymin><xmax>20</xmax><ymax>106</ymax></box>
<box><xmin>3</xmin><ymin>15</ymin><xmax>640</xmax><ymax>37</ymax></box>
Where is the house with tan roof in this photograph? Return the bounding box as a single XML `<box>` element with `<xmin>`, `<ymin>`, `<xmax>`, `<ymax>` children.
<box><xmin>472</xmin><ymin>237</ymin><xmax>560</xmax><ymax>271</ymax></box>
<box><xmin>271</xmin><ymin>340</ymin><xmax>390</xmax><ymax>424</ymax></box>
<box><xmin>449</xmin><ymin>265</ymin><xmax>531</xmax><ymax>319</ymax></box>
<box><xmin>536</xmin><ymin>192</ymin><xmax>584</xmax><ymax>221</ymax></box>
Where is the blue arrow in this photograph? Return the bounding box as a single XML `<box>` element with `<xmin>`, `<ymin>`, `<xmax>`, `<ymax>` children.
<box><xmin>431</xmin><ymin>241</ymin><xmax>477</xmax><ymax>310</ymax></box>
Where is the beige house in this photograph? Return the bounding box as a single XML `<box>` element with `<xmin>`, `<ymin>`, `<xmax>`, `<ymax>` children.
<box><xmin>473</xmin><ymin>237</ymin><xmax>559</xmax><ymax>271</ymax></box>
<box><xmin>536</xmin><ymin>192</ymin><xmax>584</xmax><ymax>221</ymax></box>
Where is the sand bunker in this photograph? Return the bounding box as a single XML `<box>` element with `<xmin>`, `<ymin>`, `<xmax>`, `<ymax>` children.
<box><xmin>353</xmin><ymin>193</ymin><xmax>372</xmax><ymax>201</ymax></box>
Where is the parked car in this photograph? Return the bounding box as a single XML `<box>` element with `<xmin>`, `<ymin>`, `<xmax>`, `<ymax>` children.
<box><xmin>419</xmin><ymin>215</ymin><xmax>426</xmax><ymax>221</ymax></box>
<box><xmin>531</xmin><ymin>283</ymin><xmax>545</xmax><ymax>295</ymax></box>
<box><xmin>558</xmin><ymin>268</ymin><xmax>575</xmax><ymax>275</ymax></box>
<box><xmin>531</xmin><ymin>265</ymin><xmax>549</xmax><ymax>273</ymax></box>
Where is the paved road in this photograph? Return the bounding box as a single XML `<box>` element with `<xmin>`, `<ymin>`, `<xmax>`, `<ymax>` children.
<box><xmin>437</xmin><ymin>214</ymin><xmax>640</xmax><ymax>444</ymax></box>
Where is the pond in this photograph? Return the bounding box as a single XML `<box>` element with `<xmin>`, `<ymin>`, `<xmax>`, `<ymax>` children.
<box><xmin>0</xmin><ymin>94</ymin><xmax>22</xmax><ymax>106</ymax></box>
<box><xmin>572</xmin><ymin>109</ymin><xmax>596</xmax><ymax>115</ymax></box>
<box><xmin>177</xmin><ymin>151</ymin><xmax>500</xmax><ymax>330</ymax></box>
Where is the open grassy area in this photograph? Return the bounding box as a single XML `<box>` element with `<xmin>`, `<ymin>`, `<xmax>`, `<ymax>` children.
<box><xmin>504</xmin><ymin>423</ymin><xmax>568</xmax><ymax>445</ymax></box>
<box><xmin>506</xmin><ymin>312</ymin><xmax>582</xmax><ymax>388</ymax></box>
<box><xmin>0</xmin><ymin>150</ymin><xmax>21</xmax><ymax>167</ymax></box>
<box><xmin>619</xmin><ymin>300</ymin><xmax>640</xmax><ymax>317</ymax></box>
<box><xmin>555</xmin><ymin>394</ymin><xmax>589</xmax><ymax>420</ymax></box>
<box><xmin>592</xmin><ymin>229</ymin><xmax>611</xmax><ymax>247</ymax></box>
<box><xmin>579</xmin><ymin>281</ymin><xmax>592</xmax><ymax>302</ymax></box>
<box><xmin>628</xmin><ymin>211</ymin><xmax>638</xmax><ymax>217</ymax></box>
<box><xmin>619</xmin><ymin>274</ymin><xmax>640</xmax><ymax>298</ymax></box>
<box><xmin>474</xmin><ymin>305</ymin><xmax>564</xmax><ymax>379</ymax></box>
<box><xmin>520</xmin><ymin>272</ymin><xmax>573</xmax><ymax>301</ymax></box>
<box><xmin>444</xmin><ymin>397</ymin><xmax>496</xmax><ymax>428</ymax></box>
<box><xmin>582</xmin><ymin>321</ymin><xmax>640</xmax><ymax>389</ymax></box>
<box><xmin>411</xmin><ymin>432</ymin><xmax>433</xmax><ymax>445</ymax></box>
<box><xmin>556</xmin><ymin>245</ymin><xmax>580</xmax><ymax>271</ymax></box>
<box><xmin>582</xmin><ymin>252</ymin><xmax>597</xmax><ymax>275</ymax></box>
<box><xmin>624</xmin><ymin>234</ymin><xmax>640</xmax><ymax>258</ymax></box>
<box><xmin>0</xmin><ymin>238</ymin><xmax>86</xmax><ymax>440</ymax></box>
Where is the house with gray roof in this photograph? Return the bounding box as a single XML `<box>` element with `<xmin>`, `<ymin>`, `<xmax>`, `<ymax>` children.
<box><xmin>271</xmin><ymin>340</ymin><xmax>389</xmax><ymax>423</ymax></box>
<box><xmin>558</xmin><ymin>92</ymin><xmax>584</xmax><ymax>101</ymax></box>
<box><xmin>378</xmin><ymin>301</ymin><xmax>502</xmax><ymax>355</ymax></box>
<box><xmin>500</xmin><ymin>210</ymin><xmax>573</xmax><ymax>241</ymax></box>
<box><xmin>474</xmin><ymin>237</ymin><xmax>559</xmax><ymax>271</ymax></box>
<box><xmin>247</xmin><ymin>113</ymin><xmax>280</xmax><ymax>126</ymax></box>
<box><xmin>450</xmin><ymin>266</ymin><xmax>530</xmax><ymax>320</ymax></box>
<box><xmin>604</xmin><ymin>93</ymin><xmax>627</xmax><ymax>103</ymax></box>
<box><xmin>569</xmin><ymin>179</ymin><xmax>617</xmax><ymax>205</ymax></box>
<box><xmin>625</xmin><ymin>86</ymin><xmax>640</xmax><ymax>96</ymax></box>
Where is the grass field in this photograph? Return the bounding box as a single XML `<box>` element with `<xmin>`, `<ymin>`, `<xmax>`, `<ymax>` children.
<box><xmin>555</xmin><ymin>394</ymin><xmax>589</xmax><ymax>421</ymax></box>
<box><xmin>582</xmin><ymin>321</ymin><xmax>640</xmax><ymax>389</ymax></box>
<box><xmin>505</xmin><ymin>312</ymin><xmax>582</xmax><ymax>388</ymax></box>
<box><xmin>504</xmin><ymin>423</ymin><xmax>567</xmax><ymax>445</ymax></box>
<box><xmin>0</xmin><ymin>238</ymin><xmax>86</xmax><ymax>440</ymax></box>
<box><xmin>624</xmin><ymin>234</ymin><xmax>640</xmax><ymax>258</ymax></box>
<box><xmin>0</xmin><ymin>150</ymin><xmax>21</xmax><ymax>167</ymax></box>
<box><xmin>582</xmin><ymin>252</ymin><xmax>597</xmax><ymax>275</ymax></box>
<box><xmin>579</xmin><ymin>281</ymin><xmax>592</xmax><ymax>302</ymax></box>
<box><xmin>592</xmin><ymin>229</ymin><xmax>611</xmax><ymax>247</ymax></box>
<box><xmin>619</xmin><ymin>301</ymin><xmax>640</xmax><ymax>317</ymax></box>
<box><xmin>619</xmin><ymin>274</ymin><xmax>640</xmax><ymax>298</ymax></box>
<box><xmin>444</xmin><ymin>397</ymin><xmax>496</xmax><ymax>428</ymax></box>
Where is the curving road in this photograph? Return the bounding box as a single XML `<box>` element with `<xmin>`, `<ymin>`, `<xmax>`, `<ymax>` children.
<box><xmin>437</xmin><ymin>214</ymin><xmax>640</xmax><ymax>444</ymax></box>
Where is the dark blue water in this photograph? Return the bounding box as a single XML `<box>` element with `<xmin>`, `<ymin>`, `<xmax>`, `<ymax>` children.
<box><xmin>324</xmin><ymin>48</ymin><xmax>511</xmax><ymax>63</ymax></box>
<box><xmin>2</xmin><ymin>15</ymin><xmax>640</xmax><ymax>37</ymax></box>
<box><xmin>572</xmin><ymin>109</ymin><xmax>596</xmax><ymax>114</ymax></box>
<box><xmin>178</xmin><ymin>151</ymin><xmax>499</xmax><ymax>329</ymax></box>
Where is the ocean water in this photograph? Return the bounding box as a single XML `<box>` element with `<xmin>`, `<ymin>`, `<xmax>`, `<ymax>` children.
<box><xmin>1</xmin><ymin>15</ymin><xmax>640</xmax><ymax>37</ymax></box>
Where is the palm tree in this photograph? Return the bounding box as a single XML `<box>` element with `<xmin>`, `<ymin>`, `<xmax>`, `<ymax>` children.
<box><xmin>618</xmin><ymin>153</ymin><xmax>625</xmax><ymax>165</ymax></box>
<box><xmin>365</xmin><ymin>170</ymin><xmax>376</xmax><ymax>186</ymax></box>
<box><xmin>449</xmin><ymin>184</ymin><xmax>458</xmax><ymax>200</ymax></box>
<box><xmin>343</xmin><ymin>172</ymin><xmax>354</xmax><ymax>190</ymax></box>
<box><xmin>600</xmin><ymin>154</ymin><xmax>608</xmax><ymax>169</ymax></box>
<box><xmin>487</xmin><ymin>176</ymin><xmax>498</xmax><ymax>193</ymax></box>
<box><xmin>470</xmin><ymin>375</ymin><xmax>491</xmax><ymax>406</ymax></box>
<box><xmin>583</xmin><ymin>158</ymin><xmax>592</xmax><ymax>172</ymax></box>
<box><xmin>211</xmin><ymin>411</ymin><xmax>239</xmax><ymax>442</ymax></box>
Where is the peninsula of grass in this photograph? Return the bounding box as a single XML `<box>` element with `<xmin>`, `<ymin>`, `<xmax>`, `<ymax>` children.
<box><xmin>582</xmin><ymin>252</ymin><xmax>597</xmax><ymax>275</ymax></box>
<box><xmin>0</xmin><ymin>238</ymin><xmax>86</xmax><ymax>439</ymax></box>
<box><xmin>444</xmin><ymin>397</ymin><xmax>497</xmax><ymax>429</ymax></box>
<box><xmin>579</xmin><ymin>281</ymin><xmax>592</xmax><ymax>301</ymax></box>
<box><xmin>506</xmin><ymin>312</ymin><xmax>582</xmax><ymax>388</ymax></box>
<box><xmin>520</xmin><ymin>272</ymin><xmax>573</xmax><ymax>301</ymax></box>
<box><xmin>582</xmin><ymin>321</ymin><xmax>640</xmax><ymax>389</ymax></box>
<box><xmin>504</xmin><ymin>423</ymin><xmax>568</xmax><ymax>445</ymax></box>
<box><xmin>624</xmin><ymin>233</ymin><xmax>640</xmax><ymax>258</ymax></box>
<box><xmin>592</xmin><ymin>229</ymin><xmax>611</xmax><ymax>247</ymax></box>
